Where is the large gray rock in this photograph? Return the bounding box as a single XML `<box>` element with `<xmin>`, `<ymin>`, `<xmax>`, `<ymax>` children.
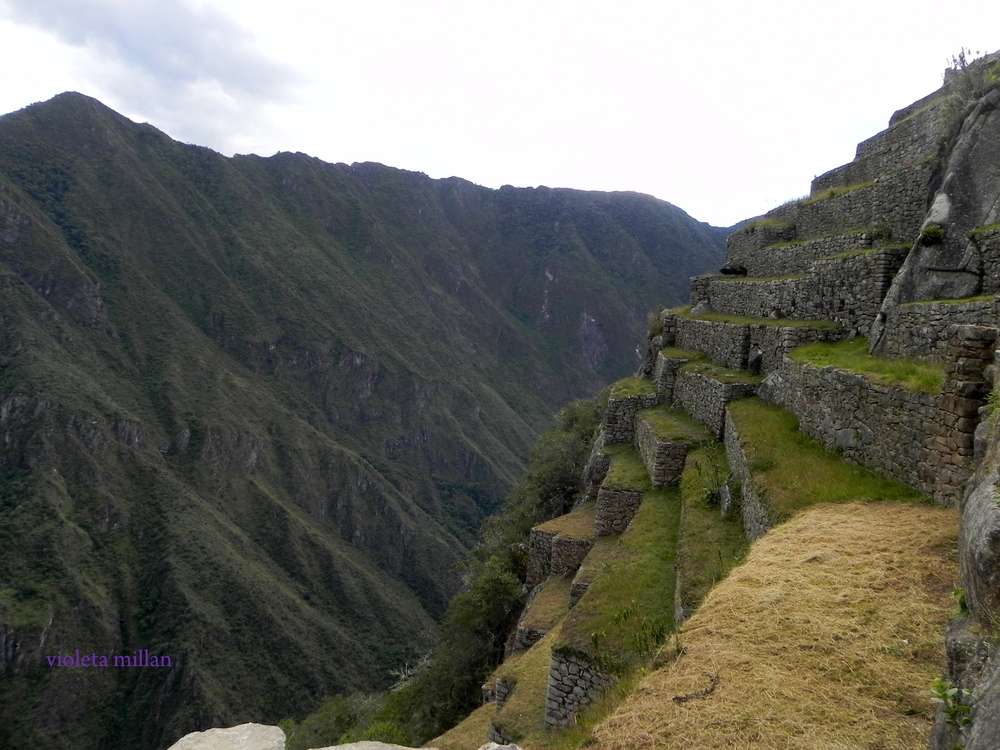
<box><xmin>167</xmin><ymin>723</ymin><xmax>286</xmax><ymax>750</ymax></box>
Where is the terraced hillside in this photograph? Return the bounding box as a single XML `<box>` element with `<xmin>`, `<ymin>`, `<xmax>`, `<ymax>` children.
<box><xmin>432</xmin><ymin>53</ymin><xmax>1000</xmax><ymax>749</ymax></box>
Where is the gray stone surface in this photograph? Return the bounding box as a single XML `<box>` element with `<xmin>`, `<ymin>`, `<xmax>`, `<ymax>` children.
<box><xmin>723</xmin><ymin>410</ymin><xmax>771</xmax><ymax>541</ymax></box>
<box><xmin>594</xmin><ymin>487</ymin><xmax>643</xmax><ymax>537</ymax></box>
<box><xmin>167</xmin><ymin>724</ymin><xmax>286</xmax><ymax>750</ymax></box>
<box><xmin>543</xmin><ymin>651</ymin><xmax>612</xmax><ymax>728</ymax></box>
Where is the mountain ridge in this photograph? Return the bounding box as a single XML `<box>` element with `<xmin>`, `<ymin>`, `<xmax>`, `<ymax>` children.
<box><xmin>0</xmin><ymin>91</ymin><xmax>725</xmax><ymax>749</ymax></box>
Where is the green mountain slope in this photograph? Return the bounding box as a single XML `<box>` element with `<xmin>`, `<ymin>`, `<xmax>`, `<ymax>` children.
<box><xmin>0</xmin><ymin>92</ymin><xmax>725</xmax><ymax>749</ymax></box>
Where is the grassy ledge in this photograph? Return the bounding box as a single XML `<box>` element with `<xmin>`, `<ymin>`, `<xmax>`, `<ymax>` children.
<box><xmin>520</xmin><ymin>576</ymin><xmax>574</xmax><ymax>633</ymax></box>
<box><xmin>657</xmin><ymin>346</ymin><xmax>703</xmax><ymax>361</ymax></box>
<box><xmin>799</xmin><ymin>180</ymin><xmax>875</xmax><ymax>205</ymax></box>
<box><xmin>535</xmin><ymin>501</ymin><xmax>597</xmax><ymax>541</ymax></box>
<box><xmin>676</xmin><ymin>443</ymin><xmax>748</xmax><ymax>613</ymax></box>
<box><xmin>676</xmin><ymin>309</ymin><xmax>842</xmax><ymax>330</ymax></box>
<box><xmin>902</xmin><ymin>294</ymin><xmax>996</xmax><ymax>306</ymax></box>
<box><xmin>728</xmin><ymin>398</ymin><xmax>923</xmax><ymax>524</ymax></box>
<box><xmin>609</xmin><ymin>377</ymin><xmax>657</xmax><ymax>399</ymax></box>
<box><xmin>790</xmin><ymin>336</ymin><xmax>945</xmax><ymax>394</ymax></box>
<box><xmin>601</xmin><ymin>445</ymin><xmax>652</xmax><ymax>492</ymax></box>
<box><xmin>718</xmin><ymin>274</ymin><xmax>806</xmax><ymax>282</ymax></box>
<box><xmin>636</xmin><ymin>405</ymin><xmax>714</xmax><ymax>444</ymax></box>
<box><xmin>557</xmin><ymin>488</ymin><xmax>682</xmax><ymax>668</ymax></box>
<box><xmin>678</xmin><ymin>360</ymin><xmax>762</xmax><ymax>385</ymax></box>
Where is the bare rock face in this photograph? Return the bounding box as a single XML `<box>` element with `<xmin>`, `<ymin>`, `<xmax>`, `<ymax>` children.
<box><xmin>166</xmin><ymin>723</ymin><xmax>286</xmax><ymax>750</ymax></box>
<box><xmin>878</xmin><ymin>87</ymin><xmax>1000</xmax><ymax>309</ymax></box>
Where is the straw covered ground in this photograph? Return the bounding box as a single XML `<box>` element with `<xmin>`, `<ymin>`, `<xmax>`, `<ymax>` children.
<box><xmin>593</xmin><ymin>502</ymin><xmax>958</xmax><ymax>750</ymax></box>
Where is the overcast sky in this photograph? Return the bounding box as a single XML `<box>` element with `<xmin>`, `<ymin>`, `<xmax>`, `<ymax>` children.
<box><xmin>0</xmin><ymin>0</ymin><xmax>997</xmax><ymax>227</ymax></box>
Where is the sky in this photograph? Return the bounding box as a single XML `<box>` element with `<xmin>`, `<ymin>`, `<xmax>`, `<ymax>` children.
<box><xmin>0</xmin><ymin>1</ymin><xmax>998</xmax><ymax>228</ymax></box>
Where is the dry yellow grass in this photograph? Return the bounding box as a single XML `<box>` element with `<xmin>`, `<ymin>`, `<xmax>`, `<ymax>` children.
<box><xmin>536</xmin><ymin>501</ymin><xmax>597</xmax><ymax>540</ymax></box>
<box><xmin>594</xmin><ymin>502</ymin><xmax>958</xmax><ymax>750</ymax></box>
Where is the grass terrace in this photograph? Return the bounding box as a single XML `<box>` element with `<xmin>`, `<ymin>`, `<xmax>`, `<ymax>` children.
<box><xmin>678</xmin><ymin>360</ymin><xmax>762</xmax><ymax>385</ymax></box>
<box><xmin>657</xmin><ymin>346</ymin><xmax>703</xmax><ymax>361</ymax></box>
<box><xmin>520</xmin><ymin>576</ymin><xmax>573</xmax><ymax>634</ymax></box>
<box><xmin>557</xmin><ymin>488</ymin><xmax>682</xmax><ymax>668</ymax></box>
<box><xmin>790</xmin><ymin>336</ymin><xmax>946</xmax><ymax>394</ymax></box>
<box><xmin>601</xmin><ymin>445</ymin><xmax>652</xmax><ymax>492</ymax></box>
<box><xmin>535</xmin><ymin>501</ymin><xmax>597</xmax><ymax>541</ymax></box>
<box><xmin>636</xmin><ymin>405</ymin><xmax>713</xmax><ymax>445</ymax></box>
<box><xmin>799</xmin><ymin>180</ymin><xmax>874</xmax><ymax>205</ymax></box>
<box><xmin>676</xmin><ymin>443</ymin><xmax>748</xmax><ymax>613</ymax></box>
<box><xmin>728</xmin><ymin>398</ymin><xmax>923</xmax><ymax>524</ymax></box>
<box><xmin>718</xmin><ymin>273</ymin><xmax>806</xmax><ymax>282</ymax></box>
<box><xmin>745</xmin><ymin>217</ymin><xmax>794</xmax><ymax>229</ymax></box>
<box><xmin>676</xmin><ymin>308</ymin><xmax>842</xmax><ymax>330</ymax></box>
<box><xmin>609</xmin><ymin>377</ymin><xmax>657</xmax><ymax>399</ymax></box>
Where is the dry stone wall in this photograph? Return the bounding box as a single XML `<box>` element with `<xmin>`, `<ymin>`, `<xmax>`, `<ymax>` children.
<box><xmin>812</xmin><ymin>98</ymin><xmax>947</xmax><ymax>194</ymax></box>
<box><xmin>975</xmin><ymin>227</ymin><xmax>1000</xmax><ymax>294</ymax></box>
<box><xmin>760</xmin><ymin>326</ymin><xmax>996</xmax><ymax>505</ymax></box>
<box><xmin>675</xmin><ymin>318</ymin><xmax>749</xmax><ymax>370</ymax></box>
<box><xmin>726</xmin><ymin>222</ymin><xmax>797</xmax><ymax>266</ymax></box>
<box><xmin>723</xmin><ymin>411</ymin><xmax>772</xmax><ymax>541</ymax></box>
<box><xmin>604</xmin><ymin>393</ymin><xmax>661</xmax><ymax>444</ymax></box>
<box><xmin>724</xmin><ymin>230</ymin><xmax>881</xmax><ymax>277</ymax></box>
<box><xmin>876</xmin><ymin>298</ymin><xmax>998</xmax><ymax>361</ymax></box>
<box><xmin>673</xmin><ymin>370</ymin><xmax>757</xmax><ymax>439</ymax></box>
<box><xmin>652</xmin><ymin>351</ymin><xmax>694</xmax><ymax>399</ymax></box>
<box><xmin>543</xmin><ymin>650</ymin><xmax>612</xmax><ymax>728</ymax></box>
<box><xmin>594</xmin><ymin>487</ymin><xmax>643</xmax><ymax>537</ymax></box>
<box><xmin>526</xmin><ymin>529</ymin><xmax>555</xmax><ymax>587</ymax></box>
<box><xmin>634</xmin><ymin>415</ymin><xmax>690</xmax><ymax>489</ymax></box>
<box><xmin>550</xmin><ymin>537</ymin><xmax>594</xmax><ymax>576</ymax></box>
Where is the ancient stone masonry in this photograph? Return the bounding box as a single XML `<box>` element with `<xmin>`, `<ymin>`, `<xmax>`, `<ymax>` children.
<box><xmin>543</xmin><ymin>650</ymin><xmax>612</xmax><ymax>729</ymax></box>
<box><xmin>692</xmin><ymin>247</ymin><xmax>908</xmax><ymax>336</ymax></box>
<box><xmin>877</xmin><ymin>298</ymin><xmax>999</xmax><ymax>361</ymax></box>
<box><xmin>812</xmin><ymin>95</ymin><xmax>948</xmax><ymax>194</ymax></box>
<box><xmin>675</xmin><ymin>318</ymin><xmax>749</xmax><ymax>370</ymax></box>
<box><xmin>526</xmin><ymin>529</ymin><xmax>555</xmax><ymax>587</ymax></box>
<box><xmin>594</xmin><ymin>487</ymin><xmax>643</xmax><ymax>537</ymax></box>
<box><xmin>724</xmin><ymin>229</ymin><xmax>885</xmax><ymax>279</ymax></box>
<box><xmin>550</xmin><ymin>536</ymin><xmax>594</xmax><ymax>577</ymax></box>
<box><xmin>723</xmin><ymin>411</ymin><xmax>771</xmax><ymax>541</ymax></box>
<box><xmin>652</xmin><ymin>351</ymin><xmax>696</xmax><ymax>399</ymax></box>
<box><xmin>634</xmin><ymin>414</ymin><xmax>690</xmax><ymax>489</ymax></box>
<box><xmin>672</xmin><ymin>370</ymin><xmax>757</xmax><ymax>439</ymax></box>
<box><xmin>580</xmin><ymin>430</ymin><xmax>610</xmax><ymax>502</ymax></box>
<box><xmin>758</xmin><ymin>325</ymin><xmax>996</xmax><ymax>506</ymax></box>
<box><xmin>603</xmin><ymin>392</ymin><xmax>661</xmax><ymax>443</ymax></box>
<box><xmin>973</xmin><ymin>226</ymin><xmax>1000</xmax><ymax>294</ymax></box>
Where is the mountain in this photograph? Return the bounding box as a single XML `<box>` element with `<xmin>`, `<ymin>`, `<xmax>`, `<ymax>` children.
<box><xmin>0</xmin><ymin>92</ymin><xmax>726</xmax><ymax>749</ymax></box>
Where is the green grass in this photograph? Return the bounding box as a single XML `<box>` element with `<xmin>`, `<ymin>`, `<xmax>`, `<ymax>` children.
<box><xmin>745</xmin><ymin>217</ymin><xmax>794</xmax><ymax>229</ymax></box>
<box><xmin>492</xmin><ymin>629</ymin><xmax>561</xmax><ymax>743</ymax></box>
<box><xmin>609</xmin><ymin>377</ymin><xmax>657</xmax><ymax>399</ymax></box>
<box><xmin>728</xmin><ymin>399</ymin><xmax>924</xmax><ymax>524</ymax></box>
<box><xmin>676</xmin><ymin>444</ymin><xmax>748</xmax><ymax>614</ymax></box>
<box><xmin>601</xmin><ymin>445</ymin><xmax>652</xmax><ymax>492</ymax></box>
<box><xmin>520</xmin><ymin>575</ymin><xmax>573</xmax><ymax>633</ymax></box>
<box><xmin>536</xmin><ymin>501</ymin><xmax>597</xmax><ymax>541</ymax></box>
<box><xmin>557</xmin><ymin>488</ymin><xmax>682</xmax><ymax>665</ymax></box>
<box><xmin>718</xmin><ymin>274</ymin><xmax>806</xmax><ymax>282</ymax></box>
<box><xmin>799</xmin><ymin>181</ymin><xmax>875</xmax><ymax>205</ymax></box>
<box><xmin>658</xmin><ymin>346</ymin><xmax>703</xmax><ymax>361</ymax></box>
<box><xmin>676</xmin><ymin>309</ymin><xmax>841</xmax><ymax>329</ymax></box>
<box><xmin>636</xmin><ymin>405</ymin><xmax>713</xmax><ymax>444</ymax></box>
<box><xmin>678</xmin><ymin>361</ymin><xmax>762</xmax><ymax>385</ymax></box>
<box><xmin>969</xmin><ymin>222</ymin><xmax>1000</xmax><ymax>240</ymax></box>
<box><xmin>790</xmin><ymin>337</ymin><xmax>946</xmax><ymax>393</ymax></box>
<box><xmin>902</xmin><ymin>295</ymin><xmax>996</xmax><ymax>306</ymax></box>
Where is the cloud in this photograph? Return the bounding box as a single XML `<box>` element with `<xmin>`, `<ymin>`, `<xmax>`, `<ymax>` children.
<box><xmin>0</xmin><ymin>0</ymin><xmax>299</xmax><ymax>151</ymax></box>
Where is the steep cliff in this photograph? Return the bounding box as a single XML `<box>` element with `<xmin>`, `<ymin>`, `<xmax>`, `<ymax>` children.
<box><xmin>0</xmin><ymin>93</ymin><xmax>725</xmax><ymax>749</ymax></box>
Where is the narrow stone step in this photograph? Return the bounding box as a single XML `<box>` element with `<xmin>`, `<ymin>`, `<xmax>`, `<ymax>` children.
<box><xmin>594</xmin><ymin>445</ymin><xmax>650</xmax><ymax>537</ymax></box>
<box><xmin>634</xmin><ymin>404</ymin><xmax>713</xmax><ymax>488</ymax></box>
<box><xmin>669</xmin><ymin>310</ymin><xmax>843</xmax><ymax>374</ymax></box>
<box><xmin>690</xmin><ymin>244</ymin><xmax>908</xmax><ymax>336</ymax></box>
<box><xmin>526</xmin><ymin>502</ymin><xmax>597</xmax><ymax>586</ymax></box>
<box><xmin>651</xmin><ymin>346</ymin><xmax>702</xmax><ymax>400</ymax></box>
<box><xmin>672</xmin><ymin>362</ymin><xmax>759</xmax><ymax>439</ymax></box>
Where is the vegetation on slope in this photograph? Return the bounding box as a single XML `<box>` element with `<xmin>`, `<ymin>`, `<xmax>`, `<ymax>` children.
<box><xmin>282</xmin><ymin>393</ymin><xmax>607</xmax><ymax>748</ymax></box>
<box><xmin>728</xmin><ymin>399</ymin><xmax>923</xmax><ymax>523</ymax></box>
<box><xmin>791</xmin><ymin>336</ymin><xmax>946</xmax><ymax>393</ymax></box>
<box><xmin>594</xmin><ymin>503</ymin><xmax>959</xmax><ymax>749</ymax></box>
<box><xmin>0</xmin><ymin>91</ymin><xmax>725</xmax><ymax>749</ymax></box>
